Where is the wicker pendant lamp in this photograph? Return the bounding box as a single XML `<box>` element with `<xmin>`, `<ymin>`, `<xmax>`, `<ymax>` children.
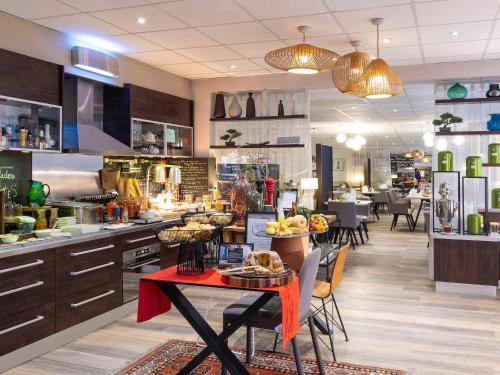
<box><xmin>331</xmin><ymin>40</ymin><xmax>373</xmax><ymax>94</ymax></box>
<box><xmin>265</xmin><ymin>26</ymin><xmax>339</xmax><ymax>74</ymax></box>
<box><xmin>353</xmin><ymin>18</ymin><xmax>403</xmax><ymax>99</ymax></box>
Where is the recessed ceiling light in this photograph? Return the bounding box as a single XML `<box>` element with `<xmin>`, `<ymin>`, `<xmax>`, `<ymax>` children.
<box><xmin>393</xmin><ymin>109</ymin><xmax>398</xmax><ymax>112</ymax></box>
<box><xmin>385</xmin><ymin>135</ymin><xmax>389</xmax><ymax>138</ymax></box>
<box><xmin>136</xmin><ymin>17</ymin><xmax>146</xmax><ymax>24</ymax></box>
<box><xmin>351</xmin><ymin>106</ymin><xmax>357</xmax><ymax>109</ymax></box>
<box><xmin>230</xmin><ymin>65</ymin><xmax>237</xmax><ymax>69</ymax></box>
<box><xmin>450</xmin><ymin>31</ymin><xmax>459</xmax><ymax>36</ymax></box>
<box><xmin>382</xmin><ymin>37</ymin><xmax>392</xmax><ymax>43</ymax></box>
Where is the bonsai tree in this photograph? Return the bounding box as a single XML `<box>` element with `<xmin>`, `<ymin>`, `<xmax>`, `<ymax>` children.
<box><xmin>220</xmin><ymin>128</ymin><xmax>242</xmax><ymax>145</ymax></box>
<box><xmin>433</xmin><ymin>112</ymin><xmax>463</xmax><ymax>130</ymax></box>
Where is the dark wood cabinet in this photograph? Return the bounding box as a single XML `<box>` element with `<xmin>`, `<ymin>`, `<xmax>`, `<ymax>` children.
<box><xmin>0</xmin><ymin>48</ymin><xmax>63</xmax><ymax>105</ymax></box>
<box><xmin>120</xmin><ymin>228</ymin><xmax>159</xmax><ymax>251</ymax></box>
<box><xmin>55</xmin><ymin>239</ymin><xmax>122</xmax><ymax>332</ymax></box>
<box><xmin>434</xmin><ymin>239</ymin><xmax>499</xmax><ymax>286</ymax></box>
<box><xmin>103</xmin><ymin>83</ymin><xmax>193</xmax><ymax>147</ymax></box>
<box><xmin>0</xmin><ymin>250</ymin><xmax>55</xmax><ymax>355</ymax></box>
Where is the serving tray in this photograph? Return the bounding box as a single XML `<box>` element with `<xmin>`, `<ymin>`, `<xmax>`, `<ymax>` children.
<box><xmin>220</xmin><ymin>269</ymin><xmax>295</xmax><ymax>288</ymax></box>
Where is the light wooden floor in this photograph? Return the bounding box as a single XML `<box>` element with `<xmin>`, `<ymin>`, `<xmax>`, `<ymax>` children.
<box><xmin>5</xmin><ymin>214</ymin><xmax>500</xmax><ymax>375</ymax></box>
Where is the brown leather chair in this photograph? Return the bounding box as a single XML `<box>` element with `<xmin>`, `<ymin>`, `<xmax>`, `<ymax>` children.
<box><xmin>311</xmin><ymin>243</ymin><xmax>350</xmax><ymax>361</ymax></box>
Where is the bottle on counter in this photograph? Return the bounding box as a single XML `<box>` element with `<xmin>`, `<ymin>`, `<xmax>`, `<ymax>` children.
<box><xmin>122</xmin><ymin>205</ymin><xmax>129</xmax><ymax>224</ymax></box>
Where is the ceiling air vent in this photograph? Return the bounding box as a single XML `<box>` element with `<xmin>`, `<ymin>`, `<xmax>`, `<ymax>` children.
<box><xmin>71</xmin><ymin>46</ymin><xmax>119</xmax><ymax>78</ymax></box>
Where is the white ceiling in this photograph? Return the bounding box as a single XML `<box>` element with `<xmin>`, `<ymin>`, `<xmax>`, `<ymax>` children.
<box><xmin>309</xmin><ymin>83</ymin><xmax>435</xmax><ymax>153</ymax></box>
<box><xmin>2</xmin><ymin>0</ymin><xmax>500</xmax><ymax>79</ymax></box>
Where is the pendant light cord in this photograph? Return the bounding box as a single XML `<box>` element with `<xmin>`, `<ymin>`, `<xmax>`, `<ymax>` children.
<box><xmin>302</xmin><ymin>32</ymin><xmax>306</xmax><ymax>43</ymax></box>
<box><xmin>376</xmin><ymin>24</ymin><xmax>380</xmax><ymax>59</ymax></box>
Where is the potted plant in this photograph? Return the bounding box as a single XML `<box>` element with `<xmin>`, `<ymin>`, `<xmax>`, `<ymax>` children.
<box><xmin>433</xmin><ymin>113</ymin><xmax>463</xmax><ymax>133</ymax></box>
<box><xmin>220</xmin><ymin>129</ymin><xmax>242</xmax><ymax>146</ymax></box>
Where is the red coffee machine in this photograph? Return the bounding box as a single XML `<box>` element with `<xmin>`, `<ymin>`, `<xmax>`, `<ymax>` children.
<box><xmin>264</xmin><ymin>178</ymin><xmax>275</xmax><ymax>205</ymax></box>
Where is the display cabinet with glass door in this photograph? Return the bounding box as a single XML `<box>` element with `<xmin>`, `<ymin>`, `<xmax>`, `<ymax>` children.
<box><xmin>0</xmin><ymin>95</ymin><xmax>62</xmax><ymax>152</ymax></box>
<box><xmin>131</xmin><ymin>118</ymin><xmax>165</xmax><ymax>156</ymax></box>
<box><xmin>166</xmin><ymin>124</ymin><xmax>193</xmax><ymax>157</ymax></box>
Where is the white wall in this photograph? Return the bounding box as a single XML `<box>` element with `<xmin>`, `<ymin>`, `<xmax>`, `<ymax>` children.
<box><xmin>0</xmin><ymin>11</ymin><xmax>192</xmax><ymax>100</ymax></box>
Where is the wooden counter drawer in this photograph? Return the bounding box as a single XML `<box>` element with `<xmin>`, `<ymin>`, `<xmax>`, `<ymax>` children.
<box><xmin>0</xmin><ymin>303</ymin><xmax>55</xmax><ymax>356</ymax></box>
<box><xmin>0</xmin><ymin>250</ymin><xmax>54</xmax><ymax>283</ymax></box>
<box><xmin>56</xmin><ymin>257</ymin><xmax>121</xmax><ymax>301</ymax></box>
<box><xmin>56</xmin><ymin>238</ymin><xmax>119</xmax><ymax>266</ymax></box>
<box><xmin>0</xmin><ymin>271</ymin><xmax>55</xmax><ymax>318</ymax></box>
<box><xmin>120</xmin><ymin>229</ymin><xmax>159</xmax><ymax>250</ymax></box>
<box><xmin>56</xmin><ymin>281</ymin><xmax>122</xmax><ymax>332</ymax></box>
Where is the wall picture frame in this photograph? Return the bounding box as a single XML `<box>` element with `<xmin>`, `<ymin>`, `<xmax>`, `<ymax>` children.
<box><xmin>334</xmin><ymin>158</ymin><xmax>345</xmax><ymax>171</ymax></box>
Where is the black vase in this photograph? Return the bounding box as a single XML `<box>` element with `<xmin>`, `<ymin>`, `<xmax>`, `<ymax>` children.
<box><xmin>246</xmin><ymin>92</ymin><xmax>255</xmax><ymax>118</ymax></box>
<box><xmin>486</xmin><ymin>84</ymin><xmax>500</xmax><ymax>98</ymax></box>
<box><xmin>214</xmin><ymin>93</ymin><xmax>226</xmax><ymax>118</ymax></box>
<box><xmin>278</xmin><ymin>100</ymin><xmax>284</xmax><ymax>117</ymax></box>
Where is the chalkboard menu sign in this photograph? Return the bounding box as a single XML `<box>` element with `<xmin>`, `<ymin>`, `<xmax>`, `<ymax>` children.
<box><xmin>0</xmin><ymin>151</ymin><xmax>32</xmax><ymax>203</ymax></box>
<box><xmin>166</xmin><ymin>158</ymin><xmax>216</xmax><ymax>197</ymax></box>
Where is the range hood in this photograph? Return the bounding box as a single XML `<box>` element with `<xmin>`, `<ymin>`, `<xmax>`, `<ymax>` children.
<box><xmin>63</xmin><ymin>76</ymin><xmax>134</xmax><ymax>156</ymax></box>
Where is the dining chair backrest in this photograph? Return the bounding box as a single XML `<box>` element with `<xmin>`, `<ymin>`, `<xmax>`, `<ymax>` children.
<box><xmin>374</xmin><ymin>189</ymin><xmax>388</xmax><ymax>203</ymax></box>
<box><xmin>298</xmin><ymin>248</ymin><xmax>321</xmax><ymax>321</ymax></box>
<box><xmin>355</xmin><ymin>202</ymin><xmax>370</xmax><ymax>217</ymax></box>
<box><xmin>329</xmin><ymin>243</ymin><xmax>350</xmax><ymax>294</ymax></box>
<box><xmin>385</xmin><ymin>190</ymin><xmax>397</xmax><ymax>212</ymax></box>
<box><xmin>328</xmin><ymin>201</ymin><xmax>357</xmax><ymax>228</ymax></box>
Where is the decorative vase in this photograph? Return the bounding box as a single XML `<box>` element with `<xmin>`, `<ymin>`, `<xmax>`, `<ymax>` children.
<box><xmin>278</xmin><ymin>100</ymin><xmax>285</xmax><ymax>118</ymax></box>
<box><xmin>245</xmin><ymin>92</ymin><xmax>255</xmax><ymax>118</ymax></box>
<box><xmin>213</xmin><ymin>93</ymin><xmax>226</xmax><ymax>118</ymax></box>
<box><xmin>228</xmin><ymin>96</ymin><xmax>242</xmax><ymax>118</ymax></box>
<box><xmin>447</xmin><ymin>82</ymin><xmax>468</xmax><ymax>99</ymax></box>
<box><xmin>487</xmin><ymin>114</ymin><xmax>500</xmax><ymax>130</ymax></box>
<box><xmin>49</xmin><ymin>207</ymin><xmax>58</xmax><ymax>228</ymax></box>
<box><xmin>486</xmin><ymin>84</ymin><xmax>500</xmax><ymax>97</ymax></box>
<box><xmin>231</xmin><ymin>174</ymin><xmax>249</xmax><ymax>227</ymax></box>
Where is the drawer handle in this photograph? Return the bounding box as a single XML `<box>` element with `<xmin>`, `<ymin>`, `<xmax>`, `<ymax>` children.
<box><xmin>0</xmin><ymin>259</ymin><xmax>44</xmax><ymax>274</ymax></box>
<box><xmin>0</xmin><ymin>281</ymin><xmax>44</xmax><ymax>297</ymax></box>
<box><xmin>70</xmin><ymin>290</ymin><xmax>115</xmax><ymax>308</ymax></box>
<box><xmin>70</xmin><ymin>262</ymin><xmax>115</xmax><ymax>276</ymax></box>
<box><xmin>124</xmin><ymin>258</ymin><xmax>159</xmax><ymax>271</ymax></box>
<box><xmin>126</xmin><ymin>235</ymin><xmax>156</xmax><ymax>244</ymax></box>
<box><xmin>70</xmin><ymin>244</ymin><xmax>114</xmax><ymax>257</ymax></box>
<box><xmin>0</xmin><ymin>316</ymin><xmax>44</xmax><ymax>336</ymax></box>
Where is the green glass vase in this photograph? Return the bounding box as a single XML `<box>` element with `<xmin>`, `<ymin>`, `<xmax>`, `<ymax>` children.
<box><xmin>447</xmin><ymin>82</ymin><xmax>468</xmax><ymax>99</ymax></box>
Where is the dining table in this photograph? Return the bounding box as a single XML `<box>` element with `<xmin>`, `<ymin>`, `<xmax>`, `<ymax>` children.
<box><xmin>137</xmin><ymin>266</ymin><xmax>300</xmax><ymax>375</ymax></box>
<box><xmin>409</xmin><ymin>196</ymin><xmax>432</xmax><ymax>230</ymax></box>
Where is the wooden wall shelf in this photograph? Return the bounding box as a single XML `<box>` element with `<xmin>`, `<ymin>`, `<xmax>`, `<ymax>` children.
<box><xmin>436</xmin><ymin>97</ymin><xmax>500</xmax><ymax>105</ymax></box>
<box><xmin>434</xmin><ymin>130</ymin><xmax>500</xmax><ymax>136</ymax></box>
<box><xmin>210</xmin><ymin>144</ymin><xmax>305</xmax><ymax>149</ymax></box>
<box><xmin>210</xmin><ymin>115</ymin><xmax>306</xmax><ymax>122</ymax></box>
<box><xmin>483</xmin><ymin>163</ymin><xmax>500</xmax><ymax>167</ymax></box>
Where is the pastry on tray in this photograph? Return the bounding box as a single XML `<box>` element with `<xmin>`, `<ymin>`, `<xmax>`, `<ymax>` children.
<box><xmin>242</xmin><ymin>250</ymin><xmax>285</xmax><ymax>274</ymax></box>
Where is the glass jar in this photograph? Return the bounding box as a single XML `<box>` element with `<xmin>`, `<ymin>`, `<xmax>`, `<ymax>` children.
<box><xmin>246</xmin><ymin>183</ymin><xmax>262</xmax><ymax>212</ymax></box>
<box><xmin>231</xmin><ymin>174</ymin><xmax>249</xmax><ymax>227</ymax></box>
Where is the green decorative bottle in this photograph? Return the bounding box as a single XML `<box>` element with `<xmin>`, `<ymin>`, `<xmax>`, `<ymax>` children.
<box><xmin>438</xmin><ymin>151</ymin><xmax>453</xmax><ymax>171</ymax></box>
<box><xmin>488</xmin><ymin>143</ymin><xmax>500</xmax><ymax>164</ymax></box>
<box><xmin>467</xmin><ymin>213</ymin><xmax>483</xmax><ymax>235</ymax></box>
<box><xmin>447</xmin><ymin>82</ymin><xmax>468</xmax><ymax>99</ymax></box>
<box><xmin>492</xmin><ymin>188</ymin><xmax>500</xmax><ymax>209</ymax></box>
<box><xmin>466</xmin><ymin>156</ymin><xmax>482</xmax><ymax>177</ymax></box>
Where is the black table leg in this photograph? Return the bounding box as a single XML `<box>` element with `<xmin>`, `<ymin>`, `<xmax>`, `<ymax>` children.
<box><xmin>413</xmin><ymin>199</ymin><xmax>424</xmax><ymax>230</ymax></box>
<box><xmin>158</xmin><ymin>283</ymin><xmax>275</xmax><ymax>375</ymax></box>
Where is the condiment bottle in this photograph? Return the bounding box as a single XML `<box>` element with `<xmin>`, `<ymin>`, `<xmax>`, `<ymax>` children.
<box><xmin>122</xmin><ymin>206</ymin><xmax>129</xmax><ymax>224</ymax></box>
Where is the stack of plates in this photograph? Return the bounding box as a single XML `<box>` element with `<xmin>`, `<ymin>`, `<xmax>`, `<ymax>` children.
<box><xmin>57</xmin><ymin>217</ymin><xmax>77</xmax><ymax>228</ymax></box>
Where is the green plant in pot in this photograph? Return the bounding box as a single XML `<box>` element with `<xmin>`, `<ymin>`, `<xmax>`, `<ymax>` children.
<box><xmin>220</xmin><ymin>129</ymin><xmax>242</xmax><ymax>146</ymax></box>
<box><xmin>433</xmin><ymin>112</ymin><xmax>463</xmax><ymax>134</ymax></box>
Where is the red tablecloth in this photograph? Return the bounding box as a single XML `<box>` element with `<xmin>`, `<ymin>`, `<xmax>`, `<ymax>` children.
<box><xmin>137</xmin><ymin>266</ymin><xmax>299</xmax><ymax>350</ymax></box>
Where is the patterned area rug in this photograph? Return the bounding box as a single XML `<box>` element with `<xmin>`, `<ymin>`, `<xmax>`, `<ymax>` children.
<box><xmin>116</xmin><ymin>339</ymin><xmax>405</xmax><ymax>375</ymax></box>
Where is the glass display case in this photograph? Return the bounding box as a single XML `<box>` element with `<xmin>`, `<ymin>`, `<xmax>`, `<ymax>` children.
<box><xmin>0</xmin><ymin>95</ymin><xmax>62</xmax><ymax>152</ymax></box>
<box><xmin>166</xmin><ymin>124</ymin><xmax>193</xmax><ymax>157</ymax></box>
<box><xmin>132</xmin><ymin>118</ymin><xmax>165</xmax><ymax>156</ymax></box>
<box><xmin>132</xmin><ymin>118</ymin><xmax>193</xmax><ymax>157</ymax></box>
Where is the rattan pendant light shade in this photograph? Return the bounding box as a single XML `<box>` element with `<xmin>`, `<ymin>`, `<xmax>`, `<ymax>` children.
<box><xmin>331</xmin><ymin>41</ymin><xmax>373</xmax><ymax>94</ymax></box>
<box><xmin>352</xmin><ymin>18</ymin><xmax>403</xmax><ymax>98</ymax></box>
<box><xmin>265</xmin><ymin>26</ymin><xmax>339</xmax><ymax>74</ymax></box>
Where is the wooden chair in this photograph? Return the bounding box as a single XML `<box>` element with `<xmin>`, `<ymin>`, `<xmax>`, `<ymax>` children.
<box><xmin>311</xmin><ymin>243</ymin><xmax>350</xmax><ymax>361</ymax></box>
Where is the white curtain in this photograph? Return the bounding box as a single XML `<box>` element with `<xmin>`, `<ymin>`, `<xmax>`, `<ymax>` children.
<box><xmin>348</xmin><ymin>151</ymin><xmax>369</xmax><ymax>186</ymax></box>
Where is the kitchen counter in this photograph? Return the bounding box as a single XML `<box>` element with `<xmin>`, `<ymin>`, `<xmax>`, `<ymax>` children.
<box><xmin>0</xmin><ymin>217</ymin><xmax>181</xmax><ymax>259</ymax></box>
